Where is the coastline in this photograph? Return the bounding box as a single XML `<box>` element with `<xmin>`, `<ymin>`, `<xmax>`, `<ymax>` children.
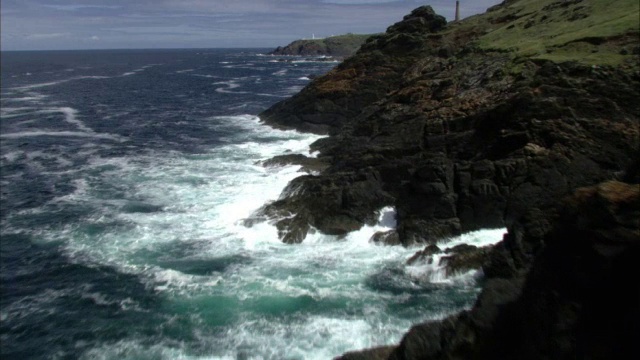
<box><xmin>257</xmin><ymin>0</ymin><xmax>640</xmax><ymax>358</ymax></box>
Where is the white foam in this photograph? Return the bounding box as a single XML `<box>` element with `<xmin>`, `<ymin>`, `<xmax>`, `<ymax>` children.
<box><xmin>285</xmin><ymin>85</ymin><xmax>304</xmax><ymax>94</ymax></box>
<box><xmin>0</xmin><ymin>107</ymin><xmax>41</xmax><ymax>119</ymax></box>
<box><xmin>10</xmin><ymin>76</ymin><xmax>112</xmax><ymax>90</ymax></box>
<box><xmin>405</xmin><ymin>228</ymin><xmax>506</xmax><ymax>284</ymax></box>
<box><xmin>213</xmin><ymin>81</ymin><xmax>249</xmax><ymax>94</ymax></box>
<box><xmin>5</xmin><ymin>94</ymin><xmax>48</xmax><ymax>102</ymax></box>
<box><xmin>80</xmin><ymin>340</ymin><xmax>223</xmax><ymax>360</ymax></box>
<box><xmin>220</xmin><ymin>316</ymin><xmax>380</xmax><ymax>360</ymax></box>
<box><xmin>298</xmin><ymin>76</ymin><xmax>311</xmax><ymax>81</ymax></box>
<box><xmin>12</xmin><ymin>80</ymin><xmax>70</xmax><ymax>90</ymax></box>
<box><xmin>55</xmin><ymin>107</ymin><xmax>94</xmax><ymax>133</ymax></box>
<box><xmin>255</xmin><ymin>93</ymin><xmax>289</xmax><ymax>98</ymax></box>
<box><xmin>0</xmin><ymin>130</ymin><xmax>124</xmax><ymax>141</ymax></box>
<box><xmin>123</xmin><ymin>64</ymin><xmax>160</xmax><ymax>76</ymax></box>
<box><xmin>81</xmin><ymin>76</ymin><xmax>111</xmax><ymax>80</ymax></box>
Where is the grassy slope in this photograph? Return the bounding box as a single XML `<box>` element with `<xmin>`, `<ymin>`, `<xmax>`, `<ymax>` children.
<box><xmin>456</xmin><ymin>0</ymin><xmax>639</xmax><ymax>65</ymax></box>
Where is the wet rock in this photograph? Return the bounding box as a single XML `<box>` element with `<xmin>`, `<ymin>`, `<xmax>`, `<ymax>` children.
<box><xmin>370</xmin><ymin>230</ymin><xmax>401</xmax><ymax>246</ymax></box>
<box><xmin>406</xmin><ymin>244</ymin><xmax>441</xmax><ymax>265</ymax></box>
<box><xmin>387</xmin><ymin>180</ymin><xmax>640</xmax><ymax>360</ymax></box>
<box><xmin>334</xmin><ymin>346</ymin><xmax>396</xmax><ymax>360</ymax></box>
<box><xmin>260</xmin><ymin>153</ymin><xmax>330</xmax><ymax>173</ymax></box>
<box><xmin>441</xmin><ymin>244</ymin><xmax>493</xmax><ymax>276</ymax></box>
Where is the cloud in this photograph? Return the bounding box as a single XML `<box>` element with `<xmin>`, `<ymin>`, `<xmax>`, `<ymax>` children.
<box><xmin>26</xmin><ymin>32</ymin><xmax>70</xmax><ymax>40</ymax></box>
<box><xmin>43</xmin><ymin>4</ymin><xmax>122</xmax><ymax>11</ymax></box>
<box><xmin>321</xmin><ymin>0</ymin><xmax>401</xmax><ymax>4</ymax></box>
<box><xmin>91</xmin><ymin>35</ymin><xmax>100</xmax><ymax>40</ymax></box>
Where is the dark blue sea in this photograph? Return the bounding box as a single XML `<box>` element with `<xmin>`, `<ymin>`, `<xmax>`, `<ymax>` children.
<box><xmin>0</xmin><ymin>49</ymin><xmax>505</xmax><ymax>359</ymax></box>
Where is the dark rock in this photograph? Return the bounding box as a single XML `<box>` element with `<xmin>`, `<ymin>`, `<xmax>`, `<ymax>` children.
<box><xmin>406</xmin><ymin>244</ymin><xmax>441</xmax><ymax>265</ymax></box>
<box><xmin>386</xmin><ymin>180</ymin><xmax>640</xmax><ymax>360</ymax></box>
<box><xmin>440</xmin><ymin>245</ymin><xmax>493</xmax><ymax>276</ymax></box>
<box><xmin>334</xmin><ymin>346</ymin><xmax>396</xmax><ymax>360</ymax></box>
<box><xmin>260</xmin><ymin>153</ymin><xmax>329</xmax><ymax>173</ymax></box>
<box><xmin>253</xmin><ymin>170</ymin><xmax>394</xmax><ymax>242</ymax></box>
<box><xmin>371</xmin><ymin>230</ymin><xmax>401</xmax><ymax>246</ymax></box>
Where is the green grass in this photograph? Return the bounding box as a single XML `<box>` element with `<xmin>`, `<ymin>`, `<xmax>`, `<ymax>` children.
<box><xmin>474</xmin><ymin>0</ymin><xmax>639</xmax><ymax>65</ymax></box>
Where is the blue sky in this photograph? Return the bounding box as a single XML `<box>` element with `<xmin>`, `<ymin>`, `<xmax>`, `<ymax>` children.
<box><xmin>1</xmin><ymin>1</ymin><xmax>501</xmax><ymax>50</ymax></box>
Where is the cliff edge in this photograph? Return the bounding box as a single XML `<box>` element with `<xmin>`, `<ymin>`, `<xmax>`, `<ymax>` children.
<box><xmin>255</xmin><ymin>0</ymin><xmax>639</xmax><ymax>357</ymax></box>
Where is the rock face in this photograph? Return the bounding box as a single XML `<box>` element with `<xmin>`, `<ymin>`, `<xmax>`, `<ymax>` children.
<box><xmin>384</xmin><ymin>180</ymin><xmax>640</xmax><ymax>360</ymax></box>
<box><xmin>269</xmin><ymin>33</ymin><xmax>371</xmax><ymax>57</ymax></box>
<box><xmin>258</xmin><ymin>1</ymin><xmax>639</xmax><ymax>245</ymax></box>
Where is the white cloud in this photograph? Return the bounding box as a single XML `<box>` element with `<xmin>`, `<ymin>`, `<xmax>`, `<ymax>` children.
<box><xmin>26</xmin><ymin>32</ymin><xmax>70</xmax><ymax>40</ymax></box>
<box><xmin>43</xmin><ymin>5</ymin><xmax>121</xmax><ymax>11</ymax></box>
<box><xmin>322</xmin><ymin>0</ymin><xmax>400</xmax><ymax>4</ymax></box>
<box><xmin>91</xmin><ymin>35</ymin><xmax>100</xmax><ymax>40</ymax></box>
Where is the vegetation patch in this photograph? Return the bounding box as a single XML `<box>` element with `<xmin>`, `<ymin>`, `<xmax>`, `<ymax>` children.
<box><xmin>474</xmin><ymin>0</ymin><xmax>639</xmax><ymax>65</ymax></box>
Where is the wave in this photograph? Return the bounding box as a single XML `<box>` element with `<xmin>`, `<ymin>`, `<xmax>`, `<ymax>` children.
<box><xmin>10</xmin><ymin>76</ymin><xmax>112</xmax><ymax>90</ymax></box>
<box><xmin>0</xmin><ymin>130</ymin><xmax>125</xmax><ymax>141</ymax></box>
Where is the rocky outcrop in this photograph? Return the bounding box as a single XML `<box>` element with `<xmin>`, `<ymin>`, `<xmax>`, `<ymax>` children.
<box><xmin>257</xmin><ymin>1</ymin><xmax>639</xmax><ymax>246</ymax></box>
<box><xmin>261</xmin><ymin>7</ymin><xmax>447</xmax><ymax>134</ymax></box>
<box><xmin>259</xmin><ymin>154</ymin><xmax>330</xmax><ymax>174</ymax></box>
<box><xmin>270</xmin><ymin>33</ymin><xmax>371</xmax><ymax>57</ymax></box>
<box><xmin>380</xmin><ymin>180</ymin><xmax>640</xmax><ymax>360</ymax></box>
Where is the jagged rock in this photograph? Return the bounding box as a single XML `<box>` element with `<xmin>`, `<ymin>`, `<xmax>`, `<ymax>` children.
<box><xmin>384</xmin><ymin>180</ymin><xmax>640</xmax><ymax>360</ymax></box>
<box><xmin>406</xmin><ymin>244</ymin><xmax>441</xmax><ymax>265</ymax></box>
<box><xmin>334</xmin><ymin>346</ymin><xmax>396</xmax><ymax>360</ymax></box>
<box><xmin>370</xmin><ymin>230</ymin><xmax>401</xmax><ymax>246</ymax></box>
<box><xmin>254</xmin><ymin>170</ymin><xmax>394</xmax><ymax>243</ymax></box>
<box><xmin>260</xmin><ymin>153</ymin><xmax>329</xmax><ymax>174</ymax></box>
<box><xmin>440</xmin><ymin>245</ymin><xmax>493</xmax><ymax>276</ymax></box>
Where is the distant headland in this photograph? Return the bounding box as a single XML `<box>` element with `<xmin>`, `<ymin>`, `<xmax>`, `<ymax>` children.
<box><xmin>269</xmin><ymin>33</ymin><xmax>373</xmax><ymax>57</ymax></box>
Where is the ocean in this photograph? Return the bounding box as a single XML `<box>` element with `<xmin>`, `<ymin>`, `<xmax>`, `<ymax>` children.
<box><xmin>0</xmin><ymin>49</ymin><xmax>505</xmax><ymax>359</ymax></box>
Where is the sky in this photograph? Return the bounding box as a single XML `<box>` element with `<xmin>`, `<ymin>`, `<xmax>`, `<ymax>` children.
<box><xmin>1</xmin><ymin>0</ymin><xmax>502</xmax><ymax>51</ymax></box>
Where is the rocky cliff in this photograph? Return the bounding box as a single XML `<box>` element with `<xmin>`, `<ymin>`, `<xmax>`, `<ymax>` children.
<box><xmin>256</xmin><ymin>0</ymin><xmax>639</xmax><ymax>358</ymax></box>
<box><xmin>259</xmin><ymin>0</ymin><xmax>638</xmax><ymax>245</ymax></box>
<box><xmin>269</xmin><ymin>33</ymin><xmax>372</xmax><ymax>57</ymax></box>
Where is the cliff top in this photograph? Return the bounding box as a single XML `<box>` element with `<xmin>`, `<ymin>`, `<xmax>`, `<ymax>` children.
<box><xmin>460</xmin><ymin>0</ymin><xmax>639</xmax><ymax>65</ymax></box>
